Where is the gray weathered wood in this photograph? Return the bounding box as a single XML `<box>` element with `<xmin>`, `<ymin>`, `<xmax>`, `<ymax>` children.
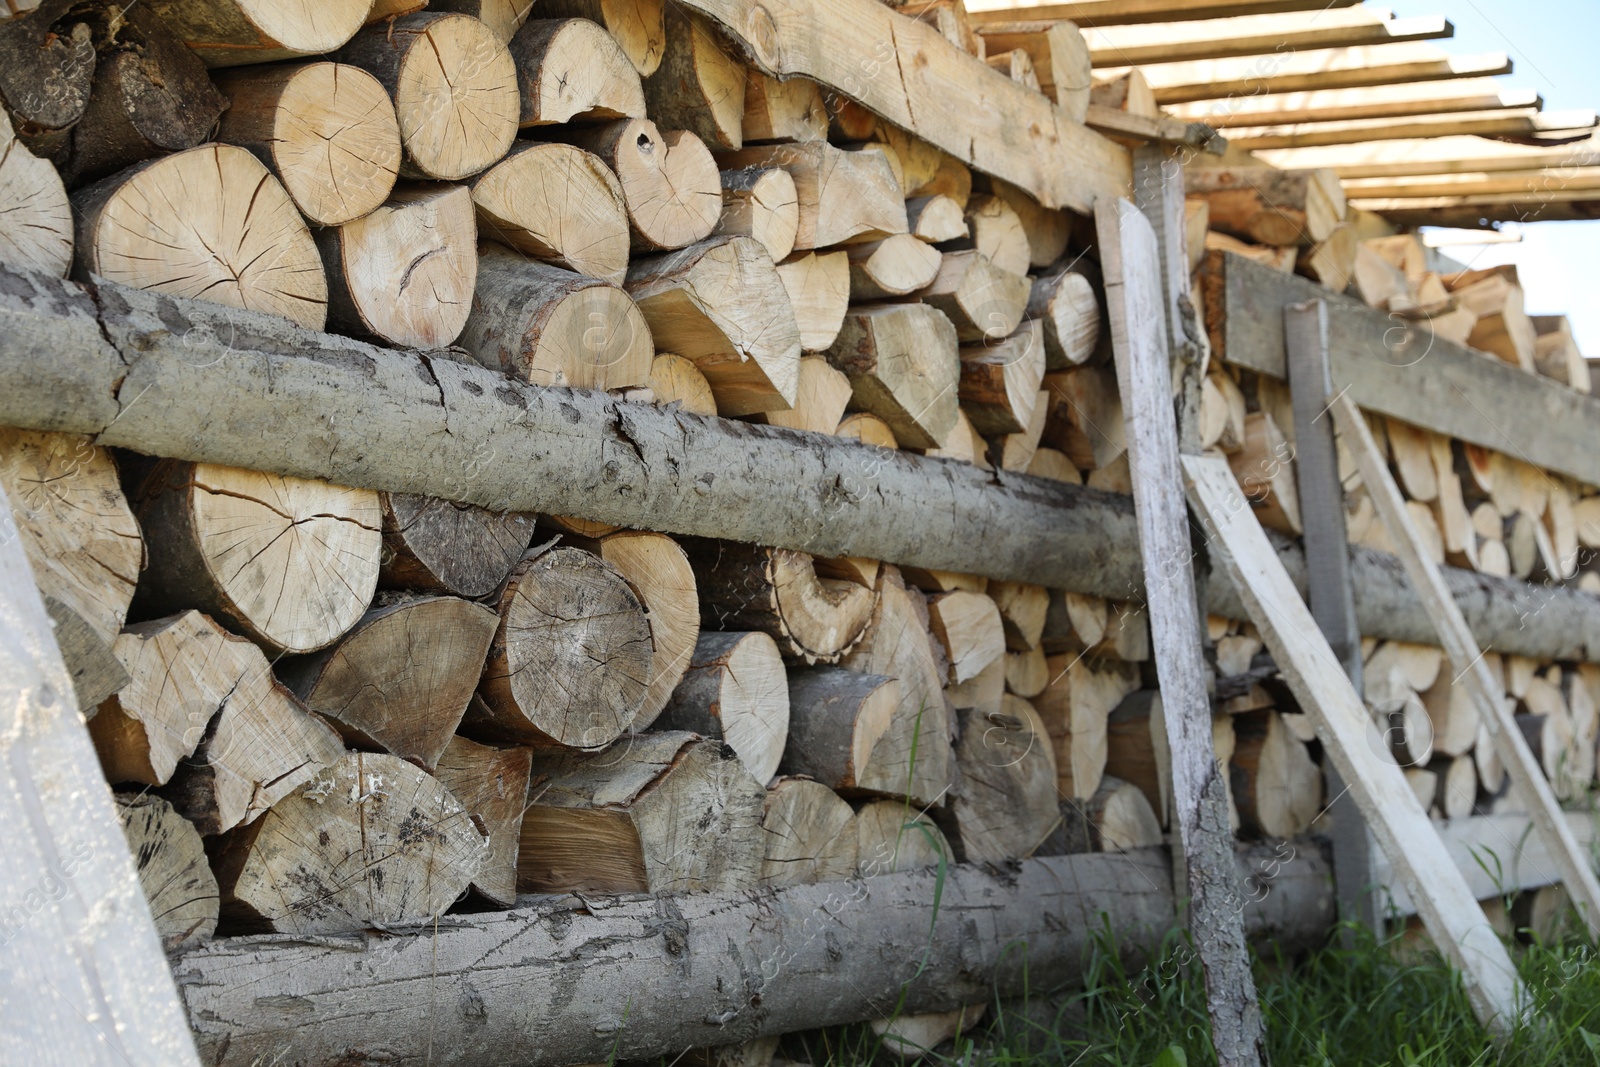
<box><xmin>1132</xmin><ymin>145</ymin><xmax>1204</xmax><ymax>455</ymax></box>
<box><xmin>1098</xmin><ymin>197</ymin><xmax>1265</xmax><ymax>1066</ymax></box>
<box><xmin>0</xmin><ymin>481</ymin><xmax>202</xmax><ymax>1066</ymax></box>
<box><xmin>171</xmin><ymin>843</ymin><xmax>1333</xmax><ymax>1066</ymax></box>
<box><xmin>1372</xmin><ymin>811</ymin><xmax>1598</xmax><ymax>913</ymax></box>
<box><xmin>1330</xmin><ymin>391</ymin><xmax>1600</xmax><ymax>940</ymax></box>
<box><xmin>1209</xmin><ymin>251</ymin><xmax>1600</xmax><ymax>487</ymax></box>
<box><xmin>1184</xmin><ymin>452</ymin><xmax>1526</xmax><ymax>1034</ymax></box>
<box><xmin>1284</xmin><ymin>300</ymin><xmax>1379</xmax><ymax>933</ymax></box>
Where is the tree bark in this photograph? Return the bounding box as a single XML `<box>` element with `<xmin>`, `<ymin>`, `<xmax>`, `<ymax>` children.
<box><xmin>378</xmin><ymin>492</ymin><xmax>536</xmax><ymax>599</ymax></box>
<box><xmin>0</xmin><ymin>0</ymin><xmax>94</xmax><ymax>157</ymax></box>
<box><xmin>644</xmin><ymin>6</ymin><xmax>745</xmax><ymax>149</ymax></box>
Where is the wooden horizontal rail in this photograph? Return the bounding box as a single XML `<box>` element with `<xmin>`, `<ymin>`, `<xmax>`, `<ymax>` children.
<box><xmin>1371</xmin><ymin>812</ymin><xmax>1599</xmax><ymax>914</ymax></box>
<box><xmin>172</xmin><ymin>844</ymin><xmax>1334</xmax><ymax>1066</ymax></box>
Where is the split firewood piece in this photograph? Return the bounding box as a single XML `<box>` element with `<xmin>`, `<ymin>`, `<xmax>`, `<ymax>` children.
<box><xmin>1430</xmin><ymin>754</ymin><xmax>1476</xmax><ymax>820</ymax></box>
<box><xmin>742</xmin><ymin>69</ymin><xmax>827</xmax><ymax>143</ymax></box>
<box><xmin>1227</xmin><ymin>411</ymin><xmax>1301</xmax><ymax>535</ymax></box>
<box><xmin>826</xmin><ymin>303</ymin><xmax>961</xmax><ymax>449</ymax></box>
<box><xmin>145</xmin><ymin>0</ymin><xmax>370</xmax><ymax>66</ymax></box>
<box><xmin>1386</xmin><ymin>419</ymin><xmax>1438</xmax><ymax>503</ymax></box>
<box><xmin>432</xmin><ymin>734</ymin><xmax>533</xmax><ymax>907</ymax></box>
<box><xmin>1532</xmin><ymin>315</ymin><xmax>1590</xmax><ymax>393</ymax></box>
<box><xmin>874</xmin><ymin>1006</ymin><xmax>987</xmax><ymax>1059</ymax></box>
<box><xmin>56</xmin><ymin>4</ymin><xmax>225</xmax><ymax>187</ymax></box>
<box><xmin>781</xmin><ymin>668</ymin><xmax>898</xmax><ymax>792</ymax></box>
<box><xmin>0</xmin><ymin>1</ymin><xmax>94</xmax><ymax>157</ymax></box>
<box><xmin>1103</xmin><ymin>691</ymin><xmax>1171</xmax><ymax>829</ymax></box>
<box><xmin>378</xmin><ymin>492</ymin><xmax>534</xmax><ymax>599</ymax></box>
<box><xmin>947</xmin><ymin>655</ymin><xmax>1005</xmax><ymax>715</ymax></box>
<box><xmin>568</xmin><ymin>119</ymin><xmax>720</xmax><ymax>252</ymax></box>
<box><xmin>1366</xmin><ymin>640</ymin><xmax>1444</xmax><ymax>693</ymax></box>
<box><xmin>1184</xmin><ymin>166</ymin><xmax>1346</xmax><ymax>246</ymax></box>
<box><xmin>1005</xmin><ymin>645</ymin><xmax>1049</xmax><ymax>698</ymax></box>
<box><xmin>463</xmin><ymin>244</ymin><xmax>654</xmax><ymax>389</ymax></box>
<box><xmin>1543</xmin><ymin>477</ymin><xmax>1580</xmax><ymax>581</ymax></box>
<box><xmin>0</xmin><ymin>109</ymin><xmax>71</xmax><ymax>276</ymax></box>
<box><xmin>318</xmin><ymin>183</ymin><xmax>477</xmax><ymax>349</ymax></box>
<box><xmin>1228</xmin><ymin>709</ymin><xmax>1321</xmax><ymax>839</ymax></box>
<box><xmin>518</xmin><ymin>731</ymin><xmax>765</xmax><ymax>894</ymax></box>
<box><xmin>918</xmin><ymin>409</ymin><xmax>992</xmax><ymax>470</ymax></box>
<box><xmin>845</xmin><ymin>142</ymin><xmax>906</xmax><ymax>197</ymax></box>
<box><xmin>841</xmin><ymin>566</ymin><xmax>954</xmax><ymax>807</ymax></box>
<box><xmin>945</xmin><ymin>698</ymin><xmax>1059</xmax><ymax>863</ymax></box>
<box><xmin>718</xmin><ymin>141</ymin><xmax>908</xmax><ymax>249</ymax></box>
<box><xmin>926</xmin><ymin>590</ymin><xmax>1006</xmax><ymax>687</ymax></box>
<box><xmin>628</xmin><ymin>235</ymin><xmax>802</xmax><ymax>414</ymax></box>
<box><xmin>916</xmin><ymin>249</ymin><xmax>1030</xmax><ymax>343</ymax></box>
<box><xmin>657</xmin><ymin>630</ymin><xmax>789</xmax><ymax>783</ymax></box>
<box><xmin>990</xmin><ymin>580</ymin><xmax>1049</xmax><ymax>652</ymax></box>
<box><xmin>1404</xmin><ymin>767</ymin><xmax>1438</xmax><ymax>811</ymax></box>
<box><xmin>856</xmin><ymin>798</ymin><xmax>950</xmax><ymax>875</ymax></box>
<box><xmin>214</xmin><ymin>751</ymin><xmax>486</xmax><ymax>933</ymax></box>
<box><xmin>995</xmin><ymin>389</ymin><xmax>1050</xmax><ymax>472</ymax></box>
<box><xmin>760</xmin><ymin>777</ymin><xmax>858</xmax><ymax>886</ymax></box>
<box><xmin>988</xmin><ymin>47</ymin><xmax>1040</xmax><ymax>91</ymax></box>
<box><xmin>959</xmin><ymin>320</ymin><xmax>1046</xmax><ymax>436</ymax></box>
<box><xmin>536</xmin><ymin>0</ymin><xmax>665</xmax><ymax>75</ymax></box>
<box><xmin>1215</xmin><ymin>632</ymin><xmax>1262</xmax><ymax>677</ymax></box>
<box><xmin>908</xmin><ymin>150</ymin><xmax>972</xmax><ymax>208</ymax></box>
<box><xmin>73</xmin><ymin>145</ymin><xmax>328</xmax><ymax>330</ymax></box>
<box><xmin>846</xmin><ymin>233</ymin><xmax>942</xmax><ymax>300</ymax></box>
<box><xmin>754</xmin><ymin>356</ymin><xmax>853</xmax><ymax>435</ymax></box>
<box><xmin>644</xmin><ymin>6</ymin><xmax>744</xmax><ymax>149</ymax></box>
<box><xmin>777</xmin><ymin>250</ymin><xmax>850</xmax><ymax>352</ymax></box>
<box><xmin>1041</xmin><ymin>591</ymin><xmax>1108</xmax><ymax>654</ymax></box>
<box><xmin>1421</xmin><ymin>673</ymin><xmax>1485</xmax><ymax>759</ymax></box>
<box><xmin>469</xmin><ymin>142</ymin><xmax>630</xmax><ymax>284</ymax></box>
<box><xmin>815</xmin><ymin>556</ymin><xmax>881</xmax><ymax>590</ymax></box>
<box><xmin>715</xmin><ymin>166</ymin><xmax>799</xmax><ymax>263</ymax></box>
<box><xmin>1090</xmin><ymin>69</ymin><xmax>1156</xmax><ymax>116</ymax></box>
<box><xmin>471</xmin><ymin>543</ymin><xmax>653</xmax><ymax>749</ymax></box>
<box><xmin>1036</xmin><ymin>653</ymin><xmax>1139</xmax><ymax>799</ymax></box>
<box><xmin>338</xmin><ymin>13</ymin><xmax>519</xmax><ymax>181</ymax></box>
<box><xmin>115</xmin><ymin>792</ymin><xmax>219</xmax><ymax>954</ymax></box>
<box><xmin>1027</xmin><ymin>265</ymin><xmax>1101</xmax><ymax>370</ymax></box>
<box><xmin>278</xmin><ymin>596</ymin><xmax>497</xmax><ymax>771</ymax></box>
<box><xmin>0</xmin><ymin>429</ymin><xmax>140</xmax><ymax>649</ymax></box>
<box><xmin>508</xmin><ymin>18</ymin><xmax>646</xmax><ymax>127</ymax></box>
<box><xmin>686</xmin><ymin>540</ymin><xmax>877</xmax><ymax>664</ymax></box>
<box><xmin>1298</xmin><ymin>223</ymin><xmax>1358</xmax><ymax>293</ymax></box>
<box><xmin>1042</xmin><ymin>364</ymin><xmax>1124</xmax><ymax>471</ymax></box>
<box><xmin>906</xmin><ymin>195</ymin><xmax>968</xmax><ymax>243</ymax></box>
<box><xmin>133</xmin><ymin>462</ymin><xmax>381</xmax><ymax>655</ymax></box>
<box><xmin>1348</xmin><ymin>241</ymin><xmax>1412</xmax><ymax>309</ymax></box>
<box><xmin>988</xmin><ymin>177</ymin><xmax>1071</xmax><ymax>268</ymax></box>
<box><xmin>1206</xmin><ymin>230</ymin><xmax>1296</xmax><ymax>273</ymax></box>
<box><xmin>213</xmin><ymin>62</ymin><xmax>400</xmax><ymax>227</ymax></box>
<box><xmin>622</xmin><ymin>351</ymin><xmax>720</xmax><ymax>416</ymax></box>
<box><xmin>1084</xmin><ymin>775</ymin><xmax>1163</xmax><ymax>852</ymax></box>
<box><xmin>427</xmin><ymin>1</ymin><xmax>533</xmax><ymax>43</ymax></box>
<box><xmin>1565</xmin><ymin>668</ymin><xmax>1599</xmax><ymax>790</ymax></box>
<box><xmin>941</xmin><ymin>194</ymin><xmax>1030</xmax><ymax>276</ymax></box>
<box><xmin>1447</xmin><ymin>266</ymin><xmax>1537</xmax><ymax>373</ymax></box>
<box><xmin>836</xmin><ymin>411</ymin><xmax>900</xmax><ymax>448</ymax></box>
<box><xmin>1523</xmin><ymin>673</ymin><xmax>1585</xmax><ymax>800</ymax></box>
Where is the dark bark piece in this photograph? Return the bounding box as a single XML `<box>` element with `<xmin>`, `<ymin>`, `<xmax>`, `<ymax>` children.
<box><xmin>433</xmin><ymin>732</ymin><xmax>533</xmax><ymax>907</ymax></box>
<box><xmin>379</xmin><ymin>491</ymin><xmax>535</xmax><ymax>599</ymax></box>
<box><xmin>145</xmin><ymin>0</ymin><xmax>372</xmax><ymax>66</ymax></box>
<box><xmin>781</xmin><ymin>667</ymin><xmax>898</xmax><ymax>792</ymax></box>
<box><xmin>0</xmin><ymin>0</ymin><xmax>95</xmax><ymax>157</ymax></box>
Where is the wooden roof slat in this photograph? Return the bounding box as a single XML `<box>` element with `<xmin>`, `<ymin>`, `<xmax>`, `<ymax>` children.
<box><xmin>966</xmin><ymin>0</ymin><xmax>1361</xmax><ymax>28</ymax></box>
<box><xmin>1344</xmin><ymin>168</ymin><xmax>1600</xmax><ymax>200</ymax></box>
<box><xmin>1169</xmin><ymin>80</ymin><xmax>1540</xmax><ymax>128</ymax></box>
<box><xmin>1080</xmin><ymin>11</ymin><xmax>1451</xmax><ymax>67</ymax></box>
<box><xmin>1352</xmin><ymin>188</ymin><xmax>1600</xmax><ymax>226</ymax></box>
<box><xmin>1227</xmin><ymin>108</ymin><xmax>1597</xmax><ymax>151</ymax></box>
<box><xmin>1256</xmin><ymin>133</ymin><xmax>1600</xmax><ymax>178</ymax></box>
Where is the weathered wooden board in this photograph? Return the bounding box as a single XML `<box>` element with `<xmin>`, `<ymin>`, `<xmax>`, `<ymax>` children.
<box><xmin>1373</xmin><ymin>812</ymin><xmax>1598</xmax><ymax>913</ymax></box>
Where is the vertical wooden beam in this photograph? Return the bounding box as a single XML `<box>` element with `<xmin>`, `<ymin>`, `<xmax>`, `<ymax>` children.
<box><xmin>1097</xmin><ymin>197</ymin><xmax>1266</xmax><ymax>1067</ymax></box>
<box><xmin>0</xmin><ymin>482</ymin><xmax>202</xmax><ymax>1066</ymax></box>
<box><xmin>1132</xmin><ymin>145</ymin><xmax>1204</xmax><ymax>454</ymax></box>
<box><xmin>1283</xmin><ymin>300</ymin><xmax>1381</xmax><ymax>933</ymax></box>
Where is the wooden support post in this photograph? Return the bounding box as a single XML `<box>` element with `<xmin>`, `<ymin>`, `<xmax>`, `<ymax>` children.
<box><xmin>1329</xmin><ymin>392</ymin><xmax>1600</xmax><ymax>941</ymax></box>
<box><xmin>1184</xmin><ymin>452</ymin><xmax>1527</xmax><ymax>1034</ymax></box>
<box><xmin>0</xmin><ymin>481</ymin><xmax>202</xmax><ymax>1065</ymax></box>
<box><xmin>1097</xmin><ymin>197</ymin><xmax>1266</xmax><ymax>1067</ymax></box>
<box><xmin>1284</xmin><ymin>300</ymin><xmax>1380</xmax><ymax>933</ymax></box>
<box><xmin>1132</xmin><ymin>145</ymin><xmax>1203</xmax><ymax>454</ymax></box>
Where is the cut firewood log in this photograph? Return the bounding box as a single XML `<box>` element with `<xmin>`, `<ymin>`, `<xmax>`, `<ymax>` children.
<box><xmin>114</xmin><ymin>792</ymin><xmax>218</xmax><ymax>953</ymax></box>
<box><xmin>508</xmin><ymin>17</ymin><xmax>646</xmax><ymax>128</ymax></box>
<box><xmin>628</xmin><ymin>236</ymin><xmax>802</xmax><ymax>414</ymax></box>
<box><xmin>742</xmin><ymin>69</ymin><xmax>827</xmax><ymax>143</ymax></box>
<box><xmin>519</xmin><ymin>731</ymin><xmax>764</xmax><ymax>893</ymax></box>
<box><xmin>0</xmin><ymin>1</ymin><xmax>95</xmax><ymax>158</ymax></box>
<box><xmin>1366</xmin><ymin>640</ymin><xmax>1443</xmax><ymax>694</ymax></box>
<box><xmin>841</xmin><ymin>566</ymin><xmax>953</xmax><ymax>807</ymax></box>
<box><xmin>946</xmin><ymin>654</ymin><xmax>1004</xmax><ymax>714</ymax></box>
<box><xmin>463</xmin><ymin>244</ymin><xmax>653</xmax><ymax>389</ymax></box>
<box><xmin>959</xmin><ymin>320</ymin><xmax>1046</xmax><ymax>436</ymax></box>
<box><xmin>377</xmin><ymin>493</ymin><xmax>534</xmax><ymax>599</ymax></box>
<box><xmin>318</xmin><ymin>183</ymin><xmax>477</xmax><ymax>349</ymax></box>
<box><xmin>754</xmin><ymin>356</ymin><xmax>853</xmax><ymax>435</ymax></box>
<box><xmin>1005</xmin><ymin>645</ymin><xmax>1049</xmax><ymax>698</ymax></box>
<box><xmin>926</xmin><ymin>590</ymin><xmax>1006</xmax><ymax>685</ymax></box>
<box><xmin>1215</xmin><ymin>633</ymin><xmax>1261</xmax><ymax>677</ymax></box>
<box><xmin>145</xmin><ymin>0</ymin><xmax>370</xmax><ymax>66</ymax></box>
<box><xmin>985</xmin><ymin>177</ymin><xmax>1070</xmax><ymax>269</ymax></box>
<box><xmin>716</xmin><ymin>166</ymin><xmax>799</xmax><ymax>263</ymax></box>
<box><xmin>717</xmin><ymin>141</ymin><xmax>908</xmax><ymax>249</ymax></box>
<box><xmin>1094</xmin><ymin>601</ymin><xmax>1150</xmax><ymax>662</ymax></box>
<box><xmin>1404</xmin><ymin>766</ymin><xmax>1438</xmax><ymax>812</ymax></box>
<box><xmin>1504</xmin><ymin>510</ymin><xmax>1538</xmax><ymax>580</ymax></box>
<box><xmin>1532</xmin><ymin>315</ymin><xmax>1590</xmax><ymax>393</ymax></box>
<box><xmin>901</xmin><ymin>570</ymin><xmax>987</xmax><ymax>596</ymax></box>
<box><xmin>1523</xmin><ymin>674</ymin><xmax>1584</xmax><ymax>800</ymax></box>
<box><xmin>278</xmin><ymin>596</ymin><xmax>497</xmax><ymax>771</ymax></box>
<box><xmin>569</xmin><ymin>119</ymin><xmax>721</xmax><ymax>252</ymax></box>
<box><xmin>622</xmin><ymin>351</ymin><xmax>720</xmax><ymax>415</ymax></box>
<box><xmin>1227</xmin><ymin>411</ymin><xmax>1301</xmax><ymax>535</ymax></box>
<box><xmin>945</xmin><ymin>698</ymin><xmax>1059</xmax><ymax>863</ymax></box>
<box><xmin>906</xmin><ymin>194</ymin><xmax>969</xmax><ymax>243</ymax></box>
<box><xmin>1386</xmin><ymin>419</ymin><xmax>1438</xmax><ymax>502</ymax></box>
<box><xmin>846</xmin><ymin>233</ymin><xmax>943</xmax><ymax>299</ymax></box>
<box><xmin>1228</xmin><ymin>709</ymin><xmax>1321</xmax><ymax>839</ymax></box>
<box><xmin>0</xmin><ymin>109</ymin><xmax>71</xmax><ymax>276</ymax></box>
<box><xmin>1084</xmin><ymin>775</ymin><xmax>1163</xmax><ymax>852</ymax></box>
<box><xmin>987</xmin><ymin>47</ymin><xmax>1039</xmax><ymax>91</ymax></box>
<box><xmin>907</xmin><ymin>150</ymin><xmax>972</xmax><ymax>206</ymax></box>
<box><xmin>915</xmin><ymin>249</ymin><xmax>1030</xmax><ymax>343</ymax></box>
<box><xmin>1184</xmin><ymin>199</ymin><xmax>1210</xmax><ymax>271</ymax></box>
<box><xmin>1041</xmin><ymin>591</ymin><xmax>1108</xmax><ymax>654</ymax></box>
<box><xmin>815</xmin><ymin>556</ymin><xmax>881</xmax><ymax>591</ymax></box>
<box><xmin>1103</xmin><ymin>691</ymin><xmax>1171</xmax><ymax>829</ymax></box>
<box><xmin>927</xmin><ymin>405</ymin><xmax>996</xmax><ymax>470</ymax></box>
<box><xmin>1543</xmin><ymin>477</ymin><xmax>1581</xmax><ymax>580</ymax></box>
<box><xmin>337</xmin><ymin>13</ymin><xmax>519</xmax><ymax>181</ymax></box>
<box><xmin>58</xmin><ymin>4</ymin><xmax>226</xmax><ymax>187</ymax></box>
<box><xmin>469</xmin><ymin>142</ymin><xmax>630</xmax><ymax>284</ymax></box>
<box><xmin>1297</xmin><ymin>223</ymin><xmax>1357</xmax><ymax>292</ymax></box>
<box><xmin>901</xmin><ymin>0</ymin><xmax>983</xmax><ymax>55</ymax></box>
<box><xmin>1206</xmin><ymin>230</ymin><xmax>1296</xmax><ymax>274</ymax></box>
<box><xmin>873</xmin><ymin>126</ymin><xmax>943</xmax><ymax>195</ymax></box>
<box><xmin>1431</xmin><ymin>754</ymin><xmax>1476</xmax><ymax>820</ymax></box>
<box><xmin>432</xmin><ymin>734</ymin><xmax>532</xmax><ymax>907</ymax></box>
<box><xmin>760</xmin><ymin>776</ymin><xmax>858</xmax><ymax>886</ymax></box>
<box><xmin>214</xmin><ymin>751</ymin><xmax>486</xmax><ymax>933</ymax></box>
<box><xmin>940</xmin><ymin>193</ymin><xmax>1029</xmax><ymax>277</ymax></box>
<box><xmin>1185</xmin><ymin>166</ymin><xmax>1345</xmax><ymax>246</ymax></box>
<box><xmin>644</xmin><ymin>6</ymin><xmax>743</xmax><ymax>149</ymax></box>
<box><xmin>421</xmin><ymin>1</ymin><xmax>529</xmax><ymax>42</ymax></box>
<box><xmin>686</xmin><ymin>540</ymin><xmax>876</xmax><ymax>664</ymax></box>
<box><xmin>1086</xmin><ymin>453</ymin><xmax>1131</xmax><ymax>494</ymax></box>
<box><xmin>1447</xmin><ymin>267</ymin><xmax>1538</xmax><ymax>373</ymax></box>
<box><xmin>1564</xmin><ymin>667</ymin><xmax>1599</xmax><ymax>791</ymax></box>
<box><xmin>73</xmin><ymin>144</ymin><xmax>328</xmax><ymax>330</ymax></box>
<box><xmin>777</xmin><ymin>250</ymin><xmax>851</xmax><ymax>352</ymax></box>
<box><xmin>658</xmin><ymin>630</ymin><xmax>790</xmax><ymax>784</ymax></box>
<box><xmin>132</xmin><ymin>461</ymin><xmax>381</xmax><ymax>656</ymax></box>
<box><xmin>1036</xmin><ymin>654</ymin><xmax>1138</xmax><ymax>799</ymax></box>
<box><xmin>470</xmin><ymin>543</ymin><xmax>652</xmax><ymax>749</ymax></box>
<box><xmin>536</xmin><ymin>0</ymin><xmax>664</xmax><ymax>76</ymax></box>
<box><xmin>1027</xmin><ymin>265</ymin><xmax>1102</xmax><ymax>370</ymax></box>
<box><xmin>1026</xmin><ymin>447</ymin><xmax>1081</xmax><ymax>484</ymax></box>
<box><xmin>1042</xmin><ymin>364</ymin><xmax>1125</xmax><ymax>472</ymax></box>
<box><xmin>781</xmin><ymin>668</ymin><xmax>897</xmax><ymax>792</ymax></box>
<box><xmin>0</xmin><ymin>429</ymin><xmax>140</xmax><ymax>649</ymax></box>
<box><xmin>826</xmin><ymin>302</ymin><xmax>961</xmax><ymax>449</ymax></box>
<box><xmin>990</xmin><ymin>580</ymin><xmax>1049</xmax><ymax>652</ymax></box>
<box><xmin>855</xmin><ymin>798</ymin><xmax>950</xmax><ymax>875</ymax></box>
<box><xmin>836</xmin><ymin>411</ymin><xmax>900</xmax><ymax>448</ymax></box>
<box><xmin>874</xmin><ymin>1006</ymin><xmax>987</xmax><ymax>1059</ymax></box>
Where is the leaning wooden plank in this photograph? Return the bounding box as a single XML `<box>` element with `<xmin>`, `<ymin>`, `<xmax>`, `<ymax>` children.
<box><xmin>1098</xmin><ymin>197</ymin><xmax>1264</xmax><ymax>1065</ymax></box>
<box><xmin>1080</xmin><ymin>10</ymin><xmax>1450</xmax><ymax>67</ymax></box>
<box><xmin>171</xmin><ymin>843</ymin><xmax>1333</xmax><ymax>1066</ymax></box>
<box><xmin>966</xmin><ymin>0</ymin><xmax>1361</xmax><ymax>26</ymax></box>
<box><xmin>1227</xmin><ymin>108</ymin><xmax>1596</xmax><ymax>151</ymax></box>
<box><xmin>1330</xmin><ymin>392</ymin><xmax>1600</xmax><ymax>940</ymax></box>
<box><xmin>1372</xmin><ymin>811</ymin><xmax>1599</xmax><ymax>912</ymax></box>
<box><xmin>1171</xmin><ymin>80</ymin><xmax>1541</xmax><ymax>129</ymax></box>
<box><xmin>1183</xmin><ymin>452</ymin><xmax>1525</xmax><ymax>1034</ymax></box>
<box><xmin>0</xmin><ymin>480</ymin><xmax>202</xmax><ymax>1065</ymax></box>
<box><xmin>669</xmin><ymin>0</ymin><xmax>1130</xmax><ymax>212</ymax></box>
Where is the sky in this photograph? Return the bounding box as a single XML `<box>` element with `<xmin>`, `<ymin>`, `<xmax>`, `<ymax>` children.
<box><xmin>1381</xmin><ymin>0</ymin><xmax>1600</xmax><ymax>353</ymax></box>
